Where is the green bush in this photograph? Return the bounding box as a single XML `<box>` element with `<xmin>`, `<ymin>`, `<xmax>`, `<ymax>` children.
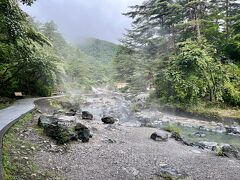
<box><xmin>223</xmin><ymin>84</ymin><xmax>240</xmax><ymax>107</ymax></box>
<box><xmin>215</xmin><ymin>146</ymin><xmax>224</xmax><ymax>157</ymax></box>
<box><xmin>163</xmin><ymin>124</ymin><xmax>181</xmax><ymax>134</ymax></box>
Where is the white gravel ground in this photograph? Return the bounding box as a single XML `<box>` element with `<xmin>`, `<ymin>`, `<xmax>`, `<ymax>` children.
<box><xmin>34</xmin><ymin>119</ymin><xmax>240</xmax><ymax>180</ymax></box>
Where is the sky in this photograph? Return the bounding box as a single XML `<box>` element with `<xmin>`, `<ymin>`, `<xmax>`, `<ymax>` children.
<box><xmin>21</xmin><ymin>0</ymin><xmax>145</xmax><ymax>44</ymax></box>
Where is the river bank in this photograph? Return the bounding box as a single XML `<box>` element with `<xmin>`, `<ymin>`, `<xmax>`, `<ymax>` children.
<box><xmin>2</xmin><ymin>89</ymin><xmax>240</xmax><ymax>179</ymax></box>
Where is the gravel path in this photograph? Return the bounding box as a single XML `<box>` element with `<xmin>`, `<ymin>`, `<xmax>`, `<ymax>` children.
<box><xmin>34</xmin><ymin>119</ymin><xmax>240</xmax><ymax>180</ymax></box>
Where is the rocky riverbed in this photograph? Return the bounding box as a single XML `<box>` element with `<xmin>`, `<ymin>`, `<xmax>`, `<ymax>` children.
<box><xmin>3</xmin><ymin>88</ymin><xmax>240</xmax><ymax>179</ymax></box>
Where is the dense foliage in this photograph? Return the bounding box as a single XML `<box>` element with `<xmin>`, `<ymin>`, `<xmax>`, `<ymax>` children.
<box><xmin>115</xmin><ymin>0</ymin><xmax>240</xmax><ymax>106</ymax></box>
<box><xmin>37</xmin><ymin>21</ymin><xmax>118</xmax><ymax>91</ymax></box>
<box><xmin>0</xmin><ymin>1</ymin><xmax>118</xmax><ymax>97</ymax></box>
<box><xmin>0</xmin><ymin>0</ymin><xmax>60</xmax><ymax>96</ymax></box>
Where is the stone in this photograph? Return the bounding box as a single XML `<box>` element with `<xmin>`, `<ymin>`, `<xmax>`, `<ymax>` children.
<box><xmin>194</xmin><ymin>132</ymin><xmax>206</xmax><ymax>138</ymax></box>
<box><xmin>65</xmin><ymin>110</ymin><xmax>76</xmax><ymax>116</ymax></box>
<box><xmin>102</xmin><ymin>138</ymin><xmax>117</xmax><ymax>143</ymax></box>
<box><xmin>155</xmin><ymin>165</ymin><xmax>189</xmax><ymax>180</ymax></box>
<box><xmin>225</xmin><ymin>127</ymin><xmax>240</xmax><ymax>135</ymax></box>
<box><xmin>101</xmin><ymin>116</ymin><xmax>117</xmax><ymax>124</ymax></box>
<box><xmin>171</xmin><ymin>132</ymin><xmax>183</xmax><ymax>142</ymax></box>
<box><xmin>43</xmin><ymin>123</ymin><xmax>70</xmax><ymax>145</ymax></box>
<box><xmin>69</xmin><ymin>132</ymin><xmax>78</xmax><ymax>141</ymax></box>
<box><xmin>198</xmin><ymin>141</ymin><xmax>218</xmax><ymax>150</ymax></box>
<box><xmin>75</xmin><ymin>123</ymin><xmax>88</xmax><ymax>131</ymax></box>
<box><xmin>74</xmin><ymin>123</ymin><xmax>91</xmax><ymax>143</ymax></box>
<box><xmin>53</xmin><ymin>110</ymin><xmax>65</xmax><ymax>116</ymax></box>
<box><xmin>150</xmin><ymin>132</ymin><xmax>168</xmax><ymax>141</ymax></box>
<box><xmin>60</xmin><ymin>101</ymin><xmax>73</xmax><ymax>109</ymax></box>
<box><xmin>78</xmin><ymin>129</ymin><xmax>91</xmax><ymax>143</ymax></box>
<box><xmin>82</xmin><ymin>111</ymin><xmax>93</xmax><ymax>120</ymax></box>
<box><xmin>222</xmin><ymin>145</ymin><xmax>240</xmax><ymax>160</ymax></box>
<box><xmin>38</xmin><ymin>115</ymin><xmax>58</xmax><ymax>127</ymax></box>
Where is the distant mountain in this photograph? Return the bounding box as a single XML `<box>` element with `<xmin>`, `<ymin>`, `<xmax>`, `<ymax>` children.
<box><xmin>78</xmin><ymin>38</ymin><xmax>118</xmax><ymax>63</ymax></box>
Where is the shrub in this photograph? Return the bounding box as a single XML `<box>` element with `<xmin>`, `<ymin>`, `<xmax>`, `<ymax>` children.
<box><xmin>163</xmin><ymin>124</ymin><xmax>181</xmax><ymax>134</ymax></box>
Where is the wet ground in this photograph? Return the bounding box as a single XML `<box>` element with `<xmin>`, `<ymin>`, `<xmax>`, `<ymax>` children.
<box><xmin>79</xmin><ymin>88</ymin><xmax>240</xmax><ymax>148</ymax></box>
<box><xmin>30</xmin><ymin>89</ymin><xmax>240</xmax><ymax>180</ymax></box>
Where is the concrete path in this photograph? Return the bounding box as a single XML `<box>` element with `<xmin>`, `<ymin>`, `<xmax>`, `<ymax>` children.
<box><xmin>0</xmin><ymin>98</ymin><xmax>37</xmax><ymax>130</ymax></box>
<box><xmin>0</xmin><ymin>95</ymin><xmax>64</xmax><ymax>130</ymax></box>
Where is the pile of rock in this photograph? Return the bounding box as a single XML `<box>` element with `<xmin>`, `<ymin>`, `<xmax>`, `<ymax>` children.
<box><xmin>38</xmin><ymin>115</ymin><xmax>92</xmax><ymax>144</ymax></box>
<box><xmin>38</xmin><ymin>115</ymin><xmax>71</xmax><ymax>145</ymax></box>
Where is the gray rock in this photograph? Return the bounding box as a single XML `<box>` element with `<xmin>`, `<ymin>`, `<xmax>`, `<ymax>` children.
<box><xmin>101</xmin><ymin>116</ymin><xmax>117</xmax><ymax>124</ymax></box>
<box><xmin>225</xmin><ymin>127</ymin><xmax>240</xmax><ymax>135</ymax></box>
<box><xmin>43</xmin><ymin>123</ymin><xmax>70</xmax><ymax>145</ymax></box>
<box><xmin>38</xmin><ymin>115</ymin><xmax>58</xmax><ymax>127</ymax></box>
<box><xmin>150</xmin><ymin>132</ymin><xmax>168</xmax><ymax>141</ymax></box>
<box><xmin>69</xmin><ymin>132</ymin><xmax>78</xmax><ymax>141</ymax></box>
<box><xmin>198</xmin><ymin>141</ymin><xmax>218</xmax><ymax>150</ymax></box>
<box><xmin>74</xmin><ymin>123</ymin><xmax>91</xmax><ymax>143</ymax></box>
<box><xmin>82</xmin><ymin>111</ymin><xmax>93</xmax><ymax>120</ymax></box>
<box><xmin>171</xmin><ymin>132</ymin><xmax>183</xmax><ymax>142</ymax></box>
<box><xmin>222</xmin><ymin>145</ymin><xmax>240</xmax><ymax>160</ymax></box>
<box><xmin>155</xmin><ymin>165</ymin><xmax>189</xmax><ymax>180</ymax></box>
<box><xmin>194</xmin><ymin>132</ymin><xmax>206</xmax><ymax>138</ymax></box>
<box><xmin>65</xmin><ymin>111</ymin><xmax>76</xmax><ymax>116</ymax></box>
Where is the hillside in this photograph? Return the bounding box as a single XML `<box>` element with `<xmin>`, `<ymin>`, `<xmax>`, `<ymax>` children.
<box><xmin>63</xmin><ymin>38</ymin><xmax>119</xmax><ymax>89</ymax></box>
<box><xmin>78</xmin><ymin>38</ymin><xmax>118</xmax><ymax>64</ymax></box>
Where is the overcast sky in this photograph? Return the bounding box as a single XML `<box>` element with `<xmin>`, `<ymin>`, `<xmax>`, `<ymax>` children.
<box><xmin>21</xmin><ymin>0</ymin><xmax>145</xmax><ymax>43</ymax></box>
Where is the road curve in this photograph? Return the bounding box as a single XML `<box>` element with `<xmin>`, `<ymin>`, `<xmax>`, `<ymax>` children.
<box><xmin>0</xmin><ymin>96</ymin><xmax>64</xmax><ymax>179</ymax></box>
<box><xmin>0</xmin><ymin>98</ymin><xmax>37</xmax><ymax>130</ymax></box>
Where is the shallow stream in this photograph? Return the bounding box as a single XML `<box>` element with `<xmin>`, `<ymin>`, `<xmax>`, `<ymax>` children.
<box><xmin>79</xmin><ymin>88</ymin><xmax>240</xmax><ymax>148</ymax></box>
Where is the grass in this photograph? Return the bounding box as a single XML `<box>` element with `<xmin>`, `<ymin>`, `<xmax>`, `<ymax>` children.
<box><xmin>163</xmin><ymin>124</ymin><xmax>181</xmax><ymax>134</ymax></box>
<box><xmin>2</xmin><ymin>112</ymin><xmax>61</xmax><ymax>180</ymax></box>
<box><xmin>215</xmin><ymin>146</ymin><xmax>225</xmax><ymax>157</ymax></box>
<box><xmin>0</xmin><ymin>98</ymin><xmax>14</xmax><ymax>110</ymax></box>
<box><xmin>49</xmin><ymin>99</ymin><xmax>62</xmax><ymax>108</ymax></box>
<box><xmin>0</xmin><ymin>102</ymin><xmax>13</xmax><ymax>110</ymax></box>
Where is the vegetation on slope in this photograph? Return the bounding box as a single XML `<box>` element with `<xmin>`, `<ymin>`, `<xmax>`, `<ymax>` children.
<box><xmin>115</xmin><ymin>0</ymin><xmax>240</xmax><ymax>110</ymax></box>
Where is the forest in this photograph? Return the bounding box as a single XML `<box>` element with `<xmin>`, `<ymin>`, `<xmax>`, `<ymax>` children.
<box><xmin>1</xmin><ymin>0</ymin><xmax>240</xmax><ymax>179</ymax></box>
<box><xmin>114</xmin><ymin>0</ymin><xmax>240</xmax><ymax>109</ymax></box>
<box><xmin>0</xmin><ymin>0</ymin><xmax>118</xmax><ymax>97</ymax></box>
<box><xmin>1</xmin><ymin>0</ymin><xmax>240</xmax><ymax>109</ymax></box>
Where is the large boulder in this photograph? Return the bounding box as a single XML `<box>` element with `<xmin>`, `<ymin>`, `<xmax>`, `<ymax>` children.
<box><xmin>38</xmin><ymin>115</ymin><xmax>74</xmax><ymax>144</ymax></box>
<box><xmin>82</xmin><ymin>111</ymin><xmax>93</xmax><ymax>120</ymax></box>
<box><xmin>150</xmin><ymin>132</ymin><xmax>168</xmax><ymax>141</ymax></box>
<box><xmin>101</xmin><ymin>116</ymin><xmax>117</xmax><ymax>124</ymax></box>
<box><xmin>43</xmin><ymin>123</ymin><xmax>70</xmax><ymax>145</ymax></box>
<box><xmin>74</xmin><ymin>123</ymin><xmax>91</xmax><ymax>143</ymax></box>
<box><xmin>38</xmin><ymin>115</ymin><xmax>58</xmax><ymax>127</ymax></box>
<box><xmin>222</xmin><ymin>145</ymin><xmax>240</xmax><ymax>160</ymax></box>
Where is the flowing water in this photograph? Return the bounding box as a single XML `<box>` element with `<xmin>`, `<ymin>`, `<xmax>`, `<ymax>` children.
<box><xmin>80</xmin><ymin>88</ymin><xmax>240</xmax><ymax>148</ymax></box>
<box><xmin>178</xmin><ymin>126</ymin><xmax>240</xmax><ymax>148</ymax></box>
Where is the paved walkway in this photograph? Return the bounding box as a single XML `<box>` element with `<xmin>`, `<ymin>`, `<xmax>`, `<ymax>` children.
<box><xmin>0</xmin><ymin>96</ymin><xmax>64</xmax><ymax>130</ymax></box>
<box><xmin>0</xmin><ymin>98</ymin><xmax>37</xmax><ymax>130</ymax></box>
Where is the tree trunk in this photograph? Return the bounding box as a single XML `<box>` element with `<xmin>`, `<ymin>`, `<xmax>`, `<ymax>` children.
<box><xmin>225</xmin><ymin>0</ymin><xmax>229</xmax><ymax>37</ymax></box>
<box><xmin>172</xmin><ymin>25</ymin><xmax>177</xmax><ymax>54</ymax></box>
